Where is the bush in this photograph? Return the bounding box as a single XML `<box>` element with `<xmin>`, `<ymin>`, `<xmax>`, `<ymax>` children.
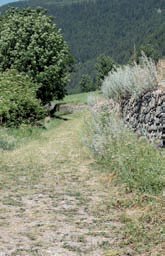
<box><xmin>95</xmin><ymin>54</ymin><xmax>117</xmax><ymax>88</ymax></box>
<box><xmin>102</xmin><ymin>54</ymin><xmax>158</xmax><ymax>101</ymax></box>
<box><xmin>135</xmin><ymin>44</ymin><xmax>160</xmax><ymax>63</ymax></box>
<box><xmin>79</xmin><ymin>74</ymin><xmax>95</xmax><ymax>92</ymax></box>
<box><xmin>0</xmin><ymin>70</ymin><xmax>45</xmax><ymax>127</ymax></box>
<box><xmin>84</xmin><ymin>100</ymin><xmax>165</xmax><ymax>194</ymax></box>
<box><xmin>0</xmin><ymin>8</ymin><xmax>73</xmax><ymax>104</ymax></box>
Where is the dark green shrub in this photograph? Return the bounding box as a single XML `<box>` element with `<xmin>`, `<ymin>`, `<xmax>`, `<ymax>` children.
<box><xmin>79</xmin><ymin>74</ymin><xmax>95</xmax><ymax>92</ymax></box>
<box><xmin>0</xmin><ymin>70</ymin><xmax>45</xmax><ymax>127</ymax></box>
<box><xmin>95</xmin><ymin>55</ymin><xmax>117</xmax><ymax>88</ymax></box>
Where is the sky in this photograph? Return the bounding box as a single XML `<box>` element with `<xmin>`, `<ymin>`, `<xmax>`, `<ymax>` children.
<box><xmin>0</xmin><ymin>0</ymin><xmax>19</xmax><ymax>6</ymax></box>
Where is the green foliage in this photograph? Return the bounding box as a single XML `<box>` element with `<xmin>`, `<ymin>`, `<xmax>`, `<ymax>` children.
<box><xmin>0</xmin><ymin>8</ymin><xmax>73</xmax><ymax>104</ymax></box>
<box><xmin>95</xmin><ymin>55</ymin><xmax>117</xmax><ymax>88</ymax></box>
<box><xmin>2</xmin><ymin>0</ymin><xmax>164</xmax><ymax>93</ymax></box>
<box><xmin>85</xmin><ymin>104</ymin><xmax>165</xmax><ymax>194</ymax></box>
<box><xmin>139</xmin><ymin>45</ymin><xmax>159</xmax><ymax>62</ymax></box>
<box><xmin>79</xmin><ymin>74</ymin><xmax>95</xmax><ymax>92</ymax></box>
<box><xmin>68</xmin><ymin>58</ymin><xmax>96</xmax><ymax>94</ymax></box>
<box><xmin>0</xmin><ymin>70</ymin><xmax>45</xmax><ymax>127</ymax></box>
<box><xmin>146</xmin><ymin>22</ymin><xmax>165</xmax><ymax>57</ymax></box>
<box><xmin>131</xmin><ymin>44</ymin><xmax>160</xmax><ymax>63</ymax></box>
<box><xmin>102</xmin><ymin>55</ymin><xmax>157</xmax><ymax>101</ymax></box>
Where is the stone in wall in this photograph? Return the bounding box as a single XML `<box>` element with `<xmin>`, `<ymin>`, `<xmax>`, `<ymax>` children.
<box><xmin>121</xmin><ymin>89</ymin><xmax>165</xmax><ymax>146</ymax></box>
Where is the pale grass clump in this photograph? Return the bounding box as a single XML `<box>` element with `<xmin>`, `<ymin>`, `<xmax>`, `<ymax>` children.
<box><xmin>84</xmin><ymin>100</ymin><xmax>165</xmax><ymax>194</ymax></box>
<box><xmin>84</xmin><ymin>100</ymin><xmax>125</xmax><ymax>158</ymax></box>
<box><xmin>87</xmin><ymin>93</ymin><xmax>98</xmax><ymax>106</ymax></box>
<box><xmin>102</xmin><ymin>54</ymin><xmax>158</xmax><ymax>100</ymax></box>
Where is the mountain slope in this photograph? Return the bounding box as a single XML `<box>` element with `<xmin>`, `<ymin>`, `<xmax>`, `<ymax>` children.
<box><xmin>1</xmin><ymin>0</ymin><xmax>165</xmax><ymax>92</ymax></box>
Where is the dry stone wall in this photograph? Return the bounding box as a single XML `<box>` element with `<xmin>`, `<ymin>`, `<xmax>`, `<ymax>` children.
<box><xmin>121</xmin><ymin>89</ymin><xmax>165</xmax><ymax>146</ymax></box>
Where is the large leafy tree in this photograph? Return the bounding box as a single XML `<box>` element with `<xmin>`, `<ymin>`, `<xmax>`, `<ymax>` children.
<box><xmin>0</xmin><ymin>8</ymin><xmax>73</xmax><ymax>104</ymax></box>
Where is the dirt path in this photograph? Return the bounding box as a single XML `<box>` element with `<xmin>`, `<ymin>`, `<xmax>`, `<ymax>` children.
<box><xmin>0</xmin><ymin>113</ymin><xmax>123</xmax><ymax>256</ymax></box>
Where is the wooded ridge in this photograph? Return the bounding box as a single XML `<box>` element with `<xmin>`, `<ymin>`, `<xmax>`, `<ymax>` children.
<box><xmin>1</xmin><ymin>0</ymin><xmax>164</xmax><ymax>92</ymax></box>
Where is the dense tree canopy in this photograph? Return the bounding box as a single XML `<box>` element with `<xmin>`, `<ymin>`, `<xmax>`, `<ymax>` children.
<box><xmin>0</xmin><ymin>8</ymin><xmax>73</xmax><ymax>103</ymax></box>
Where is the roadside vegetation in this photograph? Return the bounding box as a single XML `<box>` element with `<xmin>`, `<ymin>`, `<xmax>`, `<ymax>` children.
<box><xmin>85</xmin><ymin>106</ymin><xmax>165</xmax><ymax>254</ymax></box>
<box><xmin>102</xmin><ymin>54</ymin><xmax>158</xmax><ymax>101</ymax></box>
<box><xmin>85</xmin><ymin>101</ymin><xmax>164</xmax><ymax>194</ymax></box>
<box><xmin>84</xmin><ymin>56</ymin><xmax>165</xmax><ymax>254</ymax></box>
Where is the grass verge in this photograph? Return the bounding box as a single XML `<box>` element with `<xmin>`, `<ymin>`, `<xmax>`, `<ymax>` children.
<box><xmin>84</xmin><ymin>104</ymin><xmax>165</xmax><ymax>255</ymax></box>
<box><xmin>85</xmin><ymin>107</ymin><xmax>165</xmax><ymax>195</ymax></box>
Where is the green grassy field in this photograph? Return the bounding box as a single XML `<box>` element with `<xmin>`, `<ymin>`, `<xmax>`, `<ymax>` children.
<box><xmin>55</xmin><ymin>90</ymin><xmax>101</xmax><ymax>105</ymax></box>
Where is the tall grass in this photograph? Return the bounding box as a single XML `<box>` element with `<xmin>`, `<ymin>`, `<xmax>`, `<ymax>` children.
<box><xmin>85</xmin><ymin>100</ymin><xmax>165</xmax><ymax>194</ymax></box>
<box><xmin>102</xmin><ymin>54</ymin><xmax>158</xmax><ymax>101</ymax></box>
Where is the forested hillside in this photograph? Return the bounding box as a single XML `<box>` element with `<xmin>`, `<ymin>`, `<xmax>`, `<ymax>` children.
<box><xmin>1</xmin><ymin>0</ymin><xmax>165</xmax><ymax>92</ymax></box>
